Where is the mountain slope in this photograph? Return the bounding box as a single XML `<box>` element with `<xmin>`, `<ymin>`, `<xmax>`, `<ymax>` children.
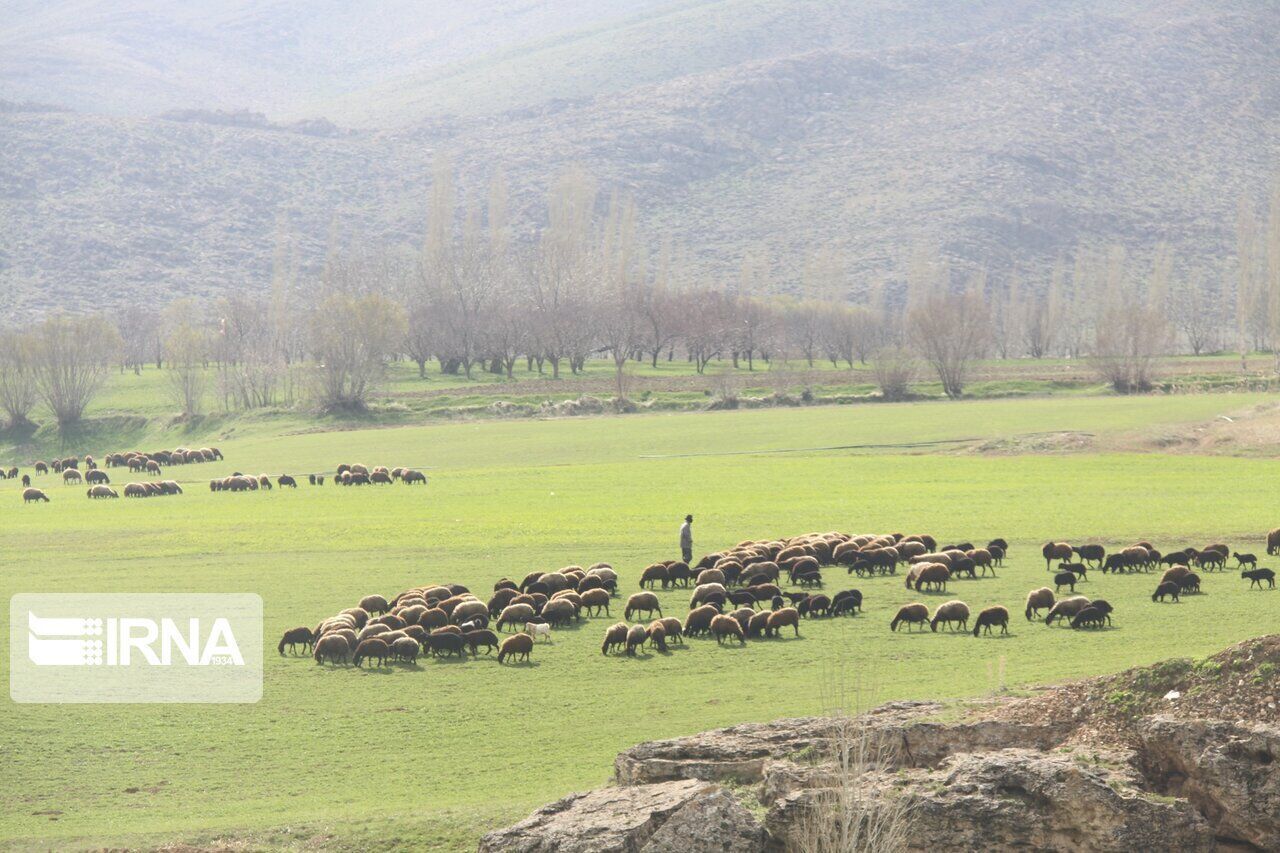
<box><xmin>1</xmin><ymin>0</ymin><xmax>1277</xmax><ymax>316</ymax></box>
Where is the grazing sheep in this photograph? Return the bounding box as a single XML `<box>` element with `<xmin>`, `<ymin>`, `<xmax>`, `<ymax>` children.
<box><xmin>831</xmin><ymin>589</ymin><xmax>862</xmax><ymax>616</ymax></box>
<box><xmin>1058</xmin><ymin>562</ymin><xmax>1088</xmax><ymax>582</ymax></box>
<box><xmin>498</xmin><ymin>633</ymin><xmax>534</xmax><ymax>663</ymax></box>
<box><xmin>1024</xmin><ymin>588</ymin><xmax>1055</xmax><ymax>621</ymax></box>
<box><xmin>1151</xmin><ymin>582</ymin><xmax>1181</xmax><ymax>603</ymax></box>
<box><xmin>747</xmin><ymin>610</ymin><xmax>772</xmax><ymax>638</ymax></box>
<box><xmin>62</xmin><ymin>469</ymin><xmax>82</xmax><ymax>485</ymax></box>
<box><xmin>278</xmin><ymin>475</ymin><xmax>297</xmax><ymax>488</ymax></box>
<box><xmin>1072</xmin><ymin>544</ymin><xmax>1106</xmax><ymax>567</ymax></box>
<box><xmin>973</xmin><ymin>605</ymin><xmax>1010</xmax><ymax>636</ymax></box>
<box><xmin>360</xmin><ymin>594</ymin><xmax>390</xmax><ymax>615</ymax></box>
<box><xmin>425</xmin><ymin>632</ymin><xmax>466</xmax><ymax>658</ymax></box>
<box><xmin>1044</xmin><ymin>596</ymin><xmax>1092</xmax><ymax>626</ymax></box>
<box><xmin>35</xmin><ymin>461</ymin><xmax>48</xmax><ymax>474</ymax></box>
<box><xmin>653</xmin><ymin>617</ymin><xmax>683</xmax><ymax>645</ymax></box>
<box><xmin>1070</xmin><ymin>607</ymin><xmax>1107</xmax><ymax>630</ymax></box>
<box><xmin>729</xmin><ymin>607</ymin><xmax>756</xmax><ymax>633</ymax></box>
<box><xmin>710</xmin><ymin>614</ymin><xmax>746</xmax><ymax>645</ymax></box>
<box><xmin>1042</xmin><ymin>542</ymin><xmax>1072</xmax><ymax>571</ymax></box>
<box><xmin>1177</xmin><ymin>573</ymin><xmax>1201</xmax><ymax>594</ymax></box>
<box><xmin>313</xmin><ymin>634</ymin><xmax>350</xmax><ymax>665</ymax></box>
<box><xmin>22</xmin><ymin>488</ymin><xmax>49</xmax><ymax>503</ymax></box>
<box><xmin>639</xmin><ymin>564</ymin><xmax>670</xmax><ymax>589</ymax></box>
<box><xmin>625</xmin><ymin>592</ymin><xmax>662</xmax><ymax>621</ymax></box>
<box><xmin>1269</xmin><ymin>529</ymin><xmax>1280</xmax><ymax>556</ymax></box>
<box><xmin>914</xmin><ymin>563</ymin><xmax>951</xmax><ymax>593</ymax></box>
<box><xmin>278</xmin><ymin>627</ymin><xmax>315</xmax><ymax>655</ymax></box>
<box><xmin>1233</xmin><ymin>552</ymin><xmax>1258</xmax><ymax>569</ymax></box>
<box><xmin>464</xmin><ymin>629</ymin><xmax>499</xmax><ymax>655</ymax></box>
<box><xmin>890</xmin><ymin>603</ymin><xmax>930</xmax><ymax>632</ymax></box>
<box><xmin>696</xmin><ymin>568</ymin><xmax>725</xmax><ymax>587</ymax></box>
<box><xmin>601</xmin><ymin>622</ymin><xmax>629</xmax><ymax>655</ymax></box>
<box><xmin>683</xmin><ymin>604</ymin><xmax>720</xmax><ymax>637</ymax></box>
<box><xmin>1088</xmin><ymin>599</ymin><xmax>1115</xmax><ymax>625</ymax></box>
<box><xmin>1159</xmin><ymin>565</ymin><xmax>1191</xmax><ymax>587</ymax></box>
<box><xmin>579</xmin><ymin>588</ymin><xmax>612</xmax><ymax>617</ymax></box>
<box><xmin>929</xmin><ymin>600</ymin><xmax>971</xmax><ymax>632</ymax></box>
<box><xmin>1243</xmin><ymin>568</ymin><xmax>1276</xmax><ymax>589</ymax></box>
<box><xmin>86</xmin><ymin>484</ymin><xmax>118</xmax><ymax>499</ymax></box>
<box><xmin>391</xmin><ymin>637</ymin><xmax>420</xmax><ymax>663</ymax></box>
<box><xmin>21</xmin><ymin>474</ymin><xmax>29</xmax><ymax>487</ymax></box>
<box><xmin>647</xmin><ymin>623</ymin><xmax>668</xmax><ymax>652</ymax></box>
<box><xmin>625</xmin><ymin>624</ymin><xmax>649</xmax><ymax>656</ymax></box>
<box><xmin>1053</xmin><ymin>571</ymin><xmax>1077</xmax><ymax>593</ymax></box>
<box><xmin>85</xmin><ymin>469</ymin><xmax>110</xmax><ymax>485</ymax></box>
<box><xmin>352</xmin><ymin>638</ymin><xmax>390</xmax><ymax>667</ymax></box>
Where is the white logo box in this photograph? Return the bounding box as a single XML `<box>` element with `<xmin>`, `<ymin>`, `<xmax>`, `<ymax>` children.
<box><xmin>10</xmin><ymin>593</ymin><xmax>262</xmax><ymax>703</ymax></box>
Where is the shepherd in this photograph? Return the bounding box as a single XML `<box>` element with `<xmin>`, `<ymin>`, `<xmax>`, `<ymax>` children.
<box><xmin>680</xmin><ymin>514</ymin><xmax>694</xmax><ymax>564</ymax></box>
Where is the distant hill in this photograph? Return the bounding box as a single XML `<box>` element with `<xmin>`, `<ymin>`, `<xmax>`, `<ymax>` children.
<box><xmin>1</xmin><ymin>0</ymin><xmax>1277</xmax><ymax>317</ymax></box>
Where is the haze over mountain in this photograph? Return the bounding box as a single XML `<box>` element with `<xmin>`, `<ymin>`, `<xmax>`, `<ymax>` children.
<box><xmin>1</xmin><ymin>0</ymin><xmax>1277</xmax><ymax>316</ymax></box>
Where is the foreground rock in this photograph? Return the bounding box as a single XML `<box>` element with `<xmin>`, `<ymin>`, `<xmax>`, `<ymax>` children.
<box><xmin>476</xmin><ymin>779</ymin><xmax>767</xmax><ymax>853</ymax></box>
<box><xmin>481</xmin><ymin>636</ymin><xmax>1280</xmax><ymax>852</ymax></box>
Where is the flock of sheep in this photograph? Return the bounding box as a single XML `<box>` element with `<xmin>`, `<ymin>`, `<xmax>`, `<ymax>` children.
<box><xmin>7</xmin><ymin>451</ymin><xmax>428</xmax><ymax>501</ymax></box>
<box><xmin>284</xmin><ymin>526</ymin><xmax>1279</xmax><ymax>669</ymax></box>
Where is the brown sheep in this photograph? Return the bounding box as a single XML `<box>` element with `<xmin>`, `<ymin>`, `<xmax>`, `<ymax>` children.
<box><xmin>340</xmin><ymin>608</ymin><xmax>370</xmax><ymax>629</ymax></box>
<box><xmin>278</xmin><ymin>627</ymin><xmax>315</xmax><ymax>655</ymax></box>
<box><xmin>1151</xmin><ymin>582</ymin><xmax>1180</xmax><ymax>603</ymax></box>
<box><xmin>1044</xmin><ymin>596</ymin><xmax>1092</xmax><ymax>625</ymax></box>
<box><xmin>890</xmin><ymin>603</ymin><xmax>929</xmax><ymax>632</ymax></box>
<box><xmin>695</xmin><ymin>568</ymin><xmax>725</xmax><ymax>587</ymax></box>
<box><xmin>710</xmin><ymin>614</ymin><xmax>746</xmax><ymax>645</ymax></box>
<box><xmin>1268</xmin><ymin>528</ymin><xmax>1280</xmax><ymax>556</ymax></box>
<box><xmin>625</xmin><ymin>624</ymin><xmax>649</xmax><ymax>656</ymax></box>
<box><xmin>497</xmin><ymin>603</ymin><xmax>537</xmax><ymax>632</ymax></box>
<box><xmin>1042</xmin><ymin>541</ymin><xmax>1073</xmax><ymax>570</ymax></box>
<box><xmin>22</xmin><ymin>488</ymin><xmax>49</xmax><ymax>503</ymax></box>
<box><xmin>624</xmin><ymin>592</ymin><xmax>662</xmax><ymax>621</ymax></box>
<box><xmin>541</xmin><ymin>598</ymin><xmax>578</xmax><ymax>627</ymax></box>
<box><xmin>653</xmin><ymin>617</ymin><xmax>683</xmax><ymax>645</ymax></box>
<box><xmin>1024</xmin><ymin>588</ymin><xmax>1055</xmax><ymax>621</ymax></box>
<box><xmin>1053</xmin><ymin>571</ymin><xmax>1077</xmax><ymax>593</ymax></box>
<box><xmin>451</xmin><ymin>600</ymin><xmax>489</xmax><ymax>624</ymax></box>
<box><xmin>464</xmin><ymin>629</ymin><xmax>500</xmax><ymax>655</ymax></box>
<box><xmin>498</xmin><ymin>633</ymin><xmax>533</xmax><ymax>664</ymax></box>
<box><xmin>580</xmin><ymin>588</ymin><xmax>611</xmax><ymax>617</ymax></box>
<box><xmin>914</xmin><ymin>564</ymin><xmax>951</xmax><ymax>593</ymax></box>
<box><xmin>85</xmin><ymin>469</ymin><xmax>110</xmax><ymax>485</ymax></box>
<box><xmin>62</xmin><ymin>469</ymin><xmax>82</xmax><ymax>485</ymax></box>
<box><xmin>313</xmin><ymin>634</ymin><xmax>350</xmax><ymax>665</ymax></box>
<box><xmin>359</xmin><ymin>594</ymin><xmax>390</xmax><ymax>615</ymax></box>
<box><xmin>647</xmin><ymin>622</ymin><xmax>668</xmax><ymax>652</ymax></box>
<box><xmin>689</xmin><ymin>583</ymin><xmax>727</xmax><ymax>608</ymax></box>
<box><xmin>601</xmin><ymin>622</ymin><xmax>629</xmax><ymax>655</ymax></box>
<box><xmin>418</xmin><ymin>608</ymin><xmax>449</xmax><ymax>630</ymax></box>
<box><xmin>929</xmin><ymin>600</ymin><xmax>970</xmax><ymax>632</ymax></box>
<box><xmin>973</xmin><ymin>605</ymin><xmax>1010</xmax><ymax>636</ymax></box>
<box><xmin>683</xmin><ymin>604</ymin><xmax>720</xmax><ymax>637</ymax></box>
<box><xmin>353</xmin><ymin>638</ymin><xmax>390</xmax><ymax>667</ymax></box>
<box><xmin>638</xmin><ymin>563</ymin><xmax>670</xmax><ymax>589</ymax></box>
<box><xmin>402</xmin><ymin>469</ymin><xmax>427</xmax><ymax>485</ymax></box>
<box><xmin>1159</xmin><ymin>565</ymin><xmax>1191</xmax><ymax>587</ymax></box>
<box><xmin>765</xmin><ymin>607</ymin><xmax>800</xmax><ymax>638</ymax></box>
<box><xmin>966</xmin><ymin>548</ymin><xmax>995</xmax><ymax>576</ymax></box>
<box><xmin>391</xmin><ymin>637</ymin><xmax>420</xmax><ymax>663</ymax></box>
<box><xmin>86</xmin><ymin>485</ymin><xmax>118</xmax><ymax>499</ymax></box>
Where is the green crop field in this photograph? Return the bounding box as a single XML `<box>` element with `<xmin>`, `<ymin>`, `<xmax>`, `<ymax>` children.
<box><xmin>3</xmin><ymin>392</ymin><xmax>1280</xmax><ymax>850</ymax></box>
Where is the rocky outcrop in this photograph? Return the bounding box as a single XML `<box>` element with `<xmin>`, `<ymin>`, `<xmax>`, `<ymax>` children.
<box><xmin>1136</xmin><ymin>715</ymin><xmax>1280</xmax><ymax>851</ymax></box>
<box><xmin>476</xmin><ymin>779</ymin><xmax>767</xmax><ymax>853</ymax></box>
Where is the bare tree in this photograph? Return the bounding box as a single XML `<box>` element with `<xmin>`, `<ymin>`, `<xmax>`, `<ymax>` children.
<box><xmin>308</xmin><ymin>292</ymin><xmax>407</xmax><ymax>411</ymax></box>
<box><xmin>26</xmin><ymin>314</ymin><xmax>121</xmax><ymax>426</ymax></box>
<box><xmin>164</xmin><ymin>323</ymin><xmax>210</xmax><ymax>416</ymax></box>
<box><xmin>1171</xmin><ymin>274</ymin><xmax>1223</xmax><ymax>356</ymax></box>
<box><xmin>1088</xmin><ymin>245</ymin><xmax>1171</xmax><ymax>392</ymax></box>
<box><xmin>595</xmin><ymin>192</ymin><xmax>644</xmax><ymax>403</ymax></box>
<box><xmin>1021</xmin><ymin>260</ymin><xmax>1064</xmax><ymax>358</ymax></box>
<box><xmin>0</xmin><ymin>329</ymin><xmax>37</xmax><ymax>428</ymax></box>
<box><xmin>906</xmin><ymin>267</ymin><xmax>990</xmax><ymax>399</ymax></box>
<box><xmin>870</xmin><ymin>346</ymin><xmax>918</xmax><ymax>400</ymax></box>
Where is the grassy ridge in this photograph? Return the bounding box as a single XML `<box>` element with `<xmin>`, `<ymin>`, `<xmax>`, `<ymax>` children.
<box><xmin>2</xmin><ymin>394</ymin><xmax>1280</xmax><ymax>849</ymax></box>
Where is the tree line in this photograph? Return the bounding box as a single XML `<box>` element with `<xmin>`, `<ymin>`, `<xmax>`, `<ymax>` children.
<box><xmin>1</xmin><ymin>167</ymin><xmax>1278</xmax><ymax>429</ymax></box>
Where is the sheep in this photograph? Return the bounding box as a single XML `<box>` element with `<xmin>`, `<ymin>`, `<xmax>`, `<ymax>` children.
<box><xmin>967</xmin><ymin>548</ymin><xmax>995</xmax><ymax>576</ymax></box>
<box><xmin>391</xmin><ymin>637</ymin><xmax>420</xmax><ymax>663</ymax></box>
<box><xmin>1072</xmin><ymin>544</ymin><xmax>1106</xmax><ymax>567</ymax></box>
<box><xmin>710</xmin><ymin>614</ymin><xmax>746</xmax><ymax>645</ymax></box>
<box><xmin>799</xmin><ymin>594</ymin><xmax>831</xmax><ymax>618</ymax></box>
<box><xmin>1243</xmin><ymin>568</ymin><xmax>1276</xmax><ymax>589</ymax></box>
<box><xmin>425</xmin><ymin>632</ymin><xmax>466</xmax><ymax>657</ymax></box>
<box><xmin>647</xmin><ymin>622</ymin><xmax>668</xmax><ymax>653</ymax></box>
<box><xmin>351</xmin><ymin>596</ymin><xmax>387</xmax><ymax>620</ymax></box>
<box><xmin>890</xmin><ymin>603</ymin><xmax>929</xmax><ymax>632</ymax></box>
<box><xmin>1159</xmin><ymin>565</ymin><xmax>1191</xmax><ymax>587</ymax></box>
<box><xmin>830</xmin><ymin>589</ymin><xmax>862</xmax><ymax>616</ymax></box>
<box><xmin>452</xmin><ymin>600</ymin><xmax>489</xmax><ymax>625</ymax></box>
<box><xmin>62</xmin><ymin>469</ymin><xmax>82</xmax><ymax>485</ymax></box>
<box><xmin>1151</xmin><ymin>582</ymin><xmax>1180</xmax><ymax>603</ymax></box>
<box><xmin>1044</xmin><ymin>596</ymin><xmax>1091</xmax><ymax>626</ymax></box>
<box><xmin>729</xmin><ymin>607</ymin><xmax>756</xmax><ymax>633</ymax></box>
<box><xmin>601</xmin><ymin>622</ymin><xmax>629</xmax><ymax>655</ymax></box>
<box><xmin>1058</xmin><ymin>562</ymin><xmax>1088</xmax><ymax>582</ymax></box>
<box><xmin>85</xmin><ymin>469</ymin><xmax>109</xmax><ymax>485</ymax></box>
<box><xmin>20</xmin><ymin>474</ymin><xmax>29</xmax><ymax>487</ymax></box>
<box><xmin>464</xmin><ymin>629</ymin><xmax>500</xmax><ymax>655</ymax></box>
<box><xmin>1177</xmin><ymin>573</ymin><xmax>1202</xmax><ymax>594</ymax></box>
<box><xmin>278</xmin><ymin>627</ymin><xmax>315</xmax><ymax>655</ymax></box>
<box><xmin>1024</xmin><ymin>588</ymin><xmax>1055</xmax><ymax>621</ymax></box>
<box><xmin>1269</xmin><ymin>528</ymin><xmax>1280</xmax><ymax>556</ymax></box>
<box><xmin>638</xmin><ymin>564</ymin><xmax>670</xmax><ymax>589</ymax></box>
<box><xmin>653</xmin><ymin>617</ymin><xmax>683</xmax><ymax>645</ymax></box>
<box><xmin>22</xmin><ymin>488</ymin><xmax>49</xmax><ymax>503</ymax></box>
<box><xmin>352</xmin><ymin>638</ymin><xmax>390</xmax><ymax>667</ymax></box>
<box><xmin>761</xmin><ymin>607</ymin><xmax>798</xmax><ymax>638</ymax></box>
<box><xmin>914</xmin><ymin>563</ymin><xmax>951</xmax><ymax>593</ymax></box>
<box><xmin>930</xmin><ymin>600</ymin><xmax>971</xmax><ymax>632</ymax></box>
<box><xmin>525</xmin><ymin>622</ymin><xmax>553</xmax><ymax>642</ymax></box>
<box><xmin>1070</xmin><ymin>607</ymin><xmax>1107</xmax><ymax>630</ymax></box>
<box><xmin>747</xmin><ymin>610</ymin><xmax>772</xmax><ymax>638</ymax></box>
<box><xmin>1233</xmin><ymin>552</ymin><xmax>1258</xmax><ymax>569</ymax></box>
<box><xmin>625</xmin><ymin>624</ymin><xmax>649</xmax><ymax>656</ymax></box>
<box><xmin>973</xmin><ymin>605</ymin><xmax>1010</xmax><ymax>636</ymax></box>
<box><xmin>498</xmin><ymin>633</ymin><xmax>534</xmax><ymax>663</ymax></box>
<box><xmin>1053</xmin><ymin>571</ymin><xmax>1077</xmax><ymax>593</ymax></box>
<box><xmin>1042</xmin><ymin>542</ymin><xmax>1072</xmax><ymax>571</ymax></box>
<box><xmin>625</xmin><ymin>592</ymin><xmax>662</xmax><ymax>621</ymax></box>
<box><xmin>86</xmin><ymin>485</ymin><xmax>118</xmax><ymax>499</ymax></box>
<box><xmin>278</xmin><ymin>474</ymin><xmax>297</xmax><ymax>488</ymax></box>
<box><xmin>313</xmin><ymin>634</ymin><xmax>350</xmax><ymax>665</ymax></box>
<box><xmin>1088</xmin><ymin>599</ymin><xmax>1115</xmax><ymax>625</ymax></box>
<box><xmin>683</xmin><ymin>604</ymin><xmax>720</xmax><ymax>637</ymax></box>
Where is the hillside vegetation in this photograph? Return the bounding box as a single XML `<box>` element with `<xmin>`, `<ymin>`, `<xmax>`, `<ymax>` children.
<box><xmin>2</xmin><ymin>0</ymin><xmax>1278</xmax><ymax>314</ymax></box>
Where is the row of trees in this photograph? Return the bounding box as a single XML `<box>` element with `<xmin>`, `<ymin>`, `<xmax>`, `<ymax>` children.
<box><xmin>2</xmin><ymin>168</ymin><xmax>1278</xmax><ymax>427</ymax></box>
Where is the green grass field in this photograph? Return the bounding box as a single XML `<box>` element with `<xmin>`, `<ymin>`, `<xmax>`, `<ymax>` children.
<box><xmin>3</xmin><ymin>393</ymin><xmax>1280</xmax><ymax>850</ymax></box>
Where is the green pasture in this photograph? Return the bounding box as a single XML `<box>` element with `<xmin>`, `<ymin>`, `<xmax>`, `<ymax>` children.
<box><xmin>2</xmin><ymin>394</ymin><xmax>1280</xmax><ymax>850</ymax></box>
